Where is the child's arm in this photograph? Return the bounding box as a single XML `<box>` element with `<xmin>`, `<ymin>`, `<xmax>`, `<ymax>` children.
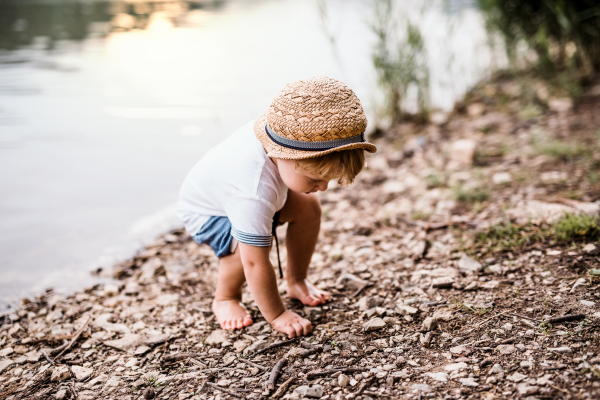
<box><xmin>239</xmin><ymin>243</ymin><xmax>312</xmax><ymax>338</ymax></box>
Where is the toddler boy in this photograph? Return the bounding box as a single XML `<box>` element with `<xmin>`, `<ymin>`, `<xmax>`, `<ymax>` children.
<box><xmin>177</xmin><ymin>76</ymin><xmax>376</xmax><ymax>338</ymax></box>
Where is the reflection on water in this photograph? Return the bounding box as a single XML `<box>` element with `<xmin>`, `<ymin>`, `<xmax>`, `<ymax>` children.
<box><xmin>0</xmin><ymin>1</ymin><xmax>227</xmax><ymax>51</ymax></box>
<box><xmin>0</xmin><ymin>0</ymin><xmax>501</xmax><ymax>310</ymax></box>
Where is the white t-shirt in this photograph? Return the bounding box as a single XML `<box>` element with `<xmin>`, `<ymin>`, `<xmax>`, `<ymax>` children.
<box><xmin>177</xmin><ymin>122</ymin><xmax>288</xmax><ymax>247</ymax></box>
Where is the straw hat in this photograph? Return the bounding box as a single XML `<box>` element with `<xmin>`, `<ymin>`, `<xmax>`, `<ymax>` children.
<box><xmin>254</xmin><ymin>76</ymin><xmax>377</xmax><ymax>160</ymax></box>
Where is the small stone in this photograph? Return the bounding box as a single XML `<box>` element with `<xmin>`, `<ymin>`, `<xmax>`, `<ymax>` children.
<box><xmin>548</xmin><ymin>347</ymin><xmax>572</xmax><ymax>353</ymax></box>
<box><xmin>460</xmin><ymin>377</ymin><xmax>479</xmax><ymax>387</ymax></box>
<box><xmin>431</xmin><ymin>277</ymin><xmax>454</xmax><ymax>289</ymax></box>
<box><xmin>134</xmin><ymin>345</ymin><xmax>151</xmax><ymax>356</ymax></box>
<box><xmin>104</xmin><ymin>334</ymin><xmax>144</xmax><ymax>352</ymax></box>
<box><xmin>144</xmin><ymin>387</ymin><xmax>155</xmax><ymax>399</ymax></box>
<box><xmin>50</xmin><ymin>365</ymin><xmax>71</xmax><ymax>382</ymax></box>
<box><xmin>492</xmin><ymin>172</ymin><xmax>512</xmax><ymax>185</ymax></box>
<box><xmin>0</xmin><ymin>347</ymin><xmax>14</xmax><ymax>357</ymax></box>
<box><xmin>583</xmin><ymin>243</ymin><xmax>597</xmax><ymax>254</ymax></box>
<box><xmin>486</xmin><ymin>376</ymin><xmax>497</xmax><ymax>384</ymax></box>
<box><xmin>0</xmin><ymin>360</ymin><xmax>14</xmax><ymax>374</ymax></box>
<box><xmin>336</xmin><ymin>273</ymin><xmax>368</xmax><ymax>290</ymax></box>
<box><xmin>458</xmin><ymin>255</ymin><xmax>482</xmax><ymax>273</ymax></box>
<box><xmin>55</xmin><ymin>389</ymin><xmax>68</xmax><ymax>400</ymax></box>
<box><xmin>72</xmin><ymin>366</ymin><xmax>94</xmax><ymax>381</ymax></box>
<box><xmin>450</xmin><ymin>139</ymin><xmax>477</xmax><ymax>166</ymax></box>
<box><xmin>496</xmin><ymin>345</ymin><xmax>516</xmax><ymax>355</ymax></box>
<box><xmin>396</xmin><ymin>305</ymin><xmax>418</xmax><ymax>316</ymax></box>
<box><xmin>294</xmin><ymin>384</ymin><xmax>323</xmax><ymax>398</ymax></box>
<box><xmin>411</xmin><ymin>383</ymin><xmax>432</xmax><ymax>392</ymax></box>
<box><xmin>507</xmin><ymin>372</ymin><xmax>527</xmax><ymax>383</ymax></box>
<box><xmin>364</xmin><ymin>318</ymin><xmax>386</xmax><ymax>332</ymax></box>
<box><xmin>12</xmin><ymin>367</ymin><xmax>23</xmax><ymax>376</ymax></box>
<box><xmin>358</xmin><ymin>296</ymin><xmax>383</xmax><ymax>311</ymax></box>
<box><xmin>432</xmin><ymin>308</ymin><xmax>454</xmax><ymax>321</ymax></box>
<box><xmin>420</xmin><ymin>332</ymin><xmax>432</xmax><ymax>347</ymax></box>
<box><xmin>517</xmin><ymin>383</ymin><xmax>539</xmax><ymax>395</ymax></box>
<box><xmin>244</xmin><ymin>340</ymin><xmax>268</xmax><ymax>355</ymax></box>
<box><xmin>580</xmin><ymin>300</ymin><xmax>595</xmax><ymax>307</ymax></box>
<box><xmin>421</xmin><ymin>317</ymin><xmax>437</xmax><ymax>332</ymax></box>
<box><xmin>536</xmin><ymin>374</ymin><xmax>554</xmax><ymax>385</ymax></box>
<box><xmin>445</xmin><ymin>362</ymin><xmax>467</xmax><ymax>372</ymax></box>
<box><xmin>205</xmin><ymin>330</ymin><xmax>231</xmax><ymax>346</ymax></box>
<box><xmin>501</xmin><ymin>323</ymin><xmax>513</xmax><ymax>331</ymax></box>
<box><xmin>425</xmin><ymin>372</ymin><xmax>448</xmax><ymax>382</ymax></box>
<box><xmin>463</xmin><ymin>281</ymin><xmax>479</xmax><ymax>291</ymax></box>
<box><xmin>125</xmin><ymin>358</ymin><xmax>138</xmax><ymax>367</ymax></box>
<box><xmin>233</xmin><ymin>339</ymin><xmax>251</xmax><ymax>353</ymax></box>
<box><xmin>338</xmin><ymin>374</ymin><xmax>350</xmax><ymax>387</ymax></box>
<box><xmin>449</xmin><ymin>345</ymin><xmax>472</xmax><ymax>357</ymax></box>
<box><xmin>490</xmin><ymin>364</ymin><xmax>503</xmax><ymax>374</ymax></box>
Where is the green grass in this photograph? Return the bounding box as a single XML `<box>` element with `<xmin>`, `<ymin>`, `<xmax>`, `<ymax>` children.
<box><xmin>473</xmin><ymin>213</ymin><xmax>600</xmax><ymax>253</ymax></box>
<box><xmin>454</xmin><ymin>186</ymin><xmax>489</xmax><ymax>203</ymax></box>
<box><xmin>536</xmin><ymin>141</ymin><xmax>592</xmax><ymax>161</ymax></box>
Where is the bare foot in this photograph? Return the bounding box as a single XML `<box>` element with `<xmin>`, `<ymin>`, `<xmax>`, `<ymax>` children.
<box><xmin>212</xmin><ymin>298</ymin><xmax>253</xmax><ymax>330</ymax></box>
<box><xmin>287</xmin><ymin>279</ymin><xmax>331</xmax><ymax>306</ymax></box>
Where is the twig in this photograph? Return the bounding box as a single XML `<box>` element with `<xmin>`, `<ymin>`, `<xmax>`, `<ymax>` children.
<box><xmin>509</xmin><ymin>313</ymin><xmax>541</xmax><ymax>323</ymax></box>
<box><xmin>547</xmin><ymin>314</ymin><xmax>586</xmax><ymax>324</ymax></box>
<box><xmin>47</xmin><ymin>339</ymin><xmax>68</xmax><ymax>356</ymax></box>
<box><xmin>354</xmin><ymin>376</ymin><xmax>374</xmax><ymax>396</ymax></box>
<box><xmin>475</xmin><ymin>311</ymin><xmax>510</xmax><ymax>327</ymax></box>
<box><xmin>239</xmin><ymin>358</ymin><xmax>268</xmax><ymax>371</ymax></box>
<box><xmin>206</xmin><ymin>382</ymin><xmax>245</xmax><ymax>398</ymax></box>
<box><xmin>267</xmin><ymin>358</ymin><xmax>287</xmax><ymax>391</ymax></box>
<box><xmin>42</xmin><ymin>351</ymin><xmax>56</xmax><ymax>366</ymax></box>
<box><xmin>306</xmin><ymin>367</ymin><xmax>367</xmax><ymax>379</ymax></box>
<box><xmin>272</xmin><ymin>376</ymin><xmax>294</xmax><ymax>399</ymax></box>
<box><xmin>253</xmin><ymin>338</ymin><xmax>299</xmax><ymax>355</ymax></box>
<box><xmin>189</xmin><ymin>358</ymin><xmax>208</xmax><ymax>367</ymax></box>
<box><xmin>55</xmin><ymin>314</ymin><xmax>93</xmax><ymax>360</ymax></box>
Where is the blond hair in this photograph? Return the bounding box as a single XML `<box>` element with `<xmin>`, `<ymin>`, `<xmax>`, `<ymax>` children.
<box><xmin>295</xmin><ymin>149</ymin><xmax>365</xmax><ymax>186</ymax></box>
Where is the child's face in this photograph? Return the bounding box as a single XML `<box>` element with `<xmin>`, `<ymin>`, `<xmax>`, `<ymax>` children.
<box><xmin>276</xmin><ymin>159</ymin><xmax>329</xmax><ymax>194</ymax></box>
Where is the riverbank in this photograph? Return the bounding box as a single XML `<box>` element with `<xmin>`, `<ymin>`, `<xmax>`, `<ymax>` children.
<box><xmin>1</xmin><ymin>71</ymin><xmax>599</xmax><ymax>400</ymax></box>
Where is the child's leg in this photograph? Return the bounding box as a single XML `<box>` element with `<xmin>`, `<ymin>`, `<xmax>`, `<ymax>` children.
<box><xmin>212</xmin><ymin>247</ymin><xmax>253</xmax><ymax>330</ymax></box>
<box><xmin>279</xmin><ymin>190</ymin><xmax>331</xmax><ymax>306</ymax></box>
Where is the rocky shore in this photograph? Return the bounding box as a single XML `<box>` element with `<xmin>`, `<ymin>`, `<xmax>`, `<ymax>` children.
<box><xmin>1</xmin><ymin>73</ymin><xmax>600</xmax><ymax>400</ymax></box>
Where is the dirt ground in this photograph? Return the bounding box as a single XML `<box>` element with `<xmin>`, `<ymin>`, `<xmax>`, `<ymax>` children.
<box><xmin>1</xmin><ymin>73</ymin><xmax>600</xmax><ymax>400</ymax></box>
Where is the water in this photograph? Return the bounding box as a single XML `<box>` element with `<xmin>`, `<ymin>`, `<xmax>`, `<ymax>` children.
<box><xmin>0</xmin><ymin>0</ymin><xmax>501</xmax><ymax>309</ymax></box>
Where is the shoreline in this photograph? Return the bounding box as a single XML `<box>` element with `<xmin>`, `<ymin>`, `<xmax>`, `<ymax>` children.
<box><xmin>1</xmin><ymin>72</ymin><xmax>599</xmax><ymax>399</ymax></box>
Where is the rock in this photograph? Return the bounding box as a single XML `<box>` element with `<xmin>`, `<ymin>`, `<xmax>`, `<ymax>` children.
<box><xmin>458</xmin><ymin>254</ymin><xmax>482</xmax><ymax>273</ymax></box>
<box><xmin>134</xmin><ymin>345</ymin><xmax>151</xmax><ymax>356</ymax></box>
<box><xmin>85</xmin><ymin>374</ymin><xmax>108</xmax><ymax>388</ymax></box>
<box><xmin>486</xmin><ymin>376</ymin><xmax>497</xmax><ymax>384</ymax></box>
<box><xmin>501</xmin><ymin>323</ymin><xmax>513</xmax><ymax>331</ymax></box>
<box><xmin>449</xmin><ymin>345</ymin><xmax>472</xmax><ymax>357</ymax></box>
<box><xmin>572</xmin><ymin>278</ymin><xmax>588</xmax><ymax>292</ymax></box>
<box><xmin>55</xmin><ymin>389</ymin><xmax>68</xmax><ymax>400</ymax></box>
<box><xmin>463</xmin><ymin>281</ymin><xmax>479</xmax><ymax>291</ymax></box>
<box><xmin>490</xmin><ymin>364</ymin><xmax>503</xmax><ymax>374</ymax></box>
<box><xmin>431</xmin><ymin>277</ymin><xmax>454</xmax><ymax>289</ymax></box>
<box><xmin>382</xmin><ymin>180</ymin><xmax>407</xmax><ymax>194</ymax></box>
<box><xmin>358</xmin><ymin>296</ymin><xmax>383</xmax><ymax>311</ymax></box>
<box><xmin>206</xmin><ymin>330</ymin><xmax>231</xmax><ymax>346</ymax></box>
<box><xmin>583</xmin><ymin>243</ymin><xmax>598</xmax><ymax>254</ymax></box>
<box><xmin>143</xmin><ymin>334</ymin><xmax>170</xmax><ymax>347</ymax></box>
<box><xmin>125</xmin><ymin>358</ymin><xmax>138</xmax><ymax>368</ymax></box>
<box><xmin>244</xmin><ymin>339</ymin><xmax>268</xmax><ymax>355</ymax></box>
<box><xmin>548</xmin><ymin>347</ymin><xmax>572</xmax><ymax>353</ymax></box>
<box><xmin>450</xmin><ymin>139</ymin><xmax>477</xmax><ymax>166</ymax></box>
<box><xmin>0</xmin><ymin>360</ymin><xmax>14</xmax><ymax>374</ymax></box>
<box><xmin>420</xmin><ymin>332</ymin><xmax>432</xmax><ymax>347</ymax></box>
<box><xmin>233</xmin><ymin>339</ymin><xmax>250</xmax><ymax>353</ymax></box>
<box><xmin>411</xmin><ymin>383</ymin><xmax>432</xmax><ymax>392</ymax></box>
<box><xmin>425</xmin><ymin>372</ymin><xmax>448</xmax><ymax>382</ymax></box>
<box><xmin>421</xmin><ymin>317</ymin><xmax>437</xmax><ymax>332</ymax></box>
<box><xmin>396</xmin><ymin>305</ymin><xmax>418</xmax><ymax>316</ymax></box>
<box><xmin>103</xmin><ymin>284</ymin><xmax>120</xmax><ymax>296</ymax></box>
<box><xmin>13</xmin><ymin>367</ymin><xmax>23</xmax><ymax>376</ymax></box>
<box><xmin>445</xmin><ymin>362</ymin><xmax>467</xmax><ymax>372</ymax></box>
<box><xmin>460</xmin><ymin>377</ymin><xmax>479</xmax><ymax>387</ymax></box>
<box><xmin>294</xmin><ymin>385</ymin><xmax>323</xmax><ymax>398</ymax></box>
<box><xmin>517</xmin><ymin>383</ymin><xmax>539</xmax><ymax>395</ymax></box>
<box><xmin>548</xmin><ymin>97</ymin><xmax>572</xmax><ymax>113</ymax></box>
<box><xmin>364</xmin><ymin>317</ymin><xmax>386</xmax><ymax>332</ymax></box>
<box><xmin>50</xmin><ymin>365</ymin><xmax>71</xmax><ymax>382</ymax></box>
<box><xmin>536</xmin><ymin>374</ymin><xmax>554</xmax><ymax>385</ymax></box>
<box><xmin>580</xmin><ymin>300</ymin><xmax>595</xmax><ymax>307</ymax></box>
<box><xmin>0</xmin><ymin>347</ymin><xmax>14</xmax><ymax>357</ymax></box>
<box><xmin>104</xmin><ymin>334</ymin><xmax>144</xmax><ymax>352</ymax></box>
<box><xmin>496</xmin><ymin>345</ymin><xmax>516</xmax><ymax>355</ymax></box>
<box><xmin>103</xmin><ymin>375</ymin><xmax>121</xmax><ymax>392</ymax></box>
<box><xmin>71</xmin><ymin>365</ymin><xmax>94</xmax><ymax>381</ymax></box>
<box><xmin>338</xmin><ymin>374</ymin><xmax>350</xmax><ymax>387</ymax></box>
<box><xmin>93</xmin><ymin>313</ymin><xmax>131</xmax><ymax>334</ymax></box>
<box><xmin>433</xmin><ymin>308</ymin><xmax>454</xmax><ymax>321</ymax></box>
<box><xmin>467</xmin><ymin>102</ymin><xmax>485</xmax><ymax>117</ymax></box>
<box><xmin>507</xmin><ymin>372</ymin><xmax>527</xmax><ymax>383</ymax></box>
<box><xmin>506</xmin><ymin>200</ymin><xmax>579</xmax><ymax>224</ymax></box>
<box><xmin>26</xmin><ymin>350</ymin><xmax>42</xmax><ymax>363</ymax></box>
<box><xmin>492</xmin><ymin>172</ymin><xmax>512</xmax><ymax>185</ymax></box>
<box><xmin>336</xmin><ymin>273</ymin><xmax>369</xmax><ymax>290</ymax></box>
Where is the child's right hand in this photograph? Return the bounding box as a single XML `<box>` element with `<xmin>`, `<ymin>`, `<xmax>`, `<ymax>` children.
<box><xmin>271</xmin><ymin>310</ymin><xmax>313</xmax><ymax>338</ymax></box>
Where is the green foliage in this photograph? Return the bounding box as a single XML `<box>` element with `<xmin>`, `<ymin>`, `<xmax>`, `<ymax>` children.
<box><xmin>371</xmin><ymin>0</ymin><xmax>430</xmax><ymax>123</ymax></box>
<box><xmin>539</xmin><ymin>320</ymin><xmax>552</xmax><ymax>335</ymax></box>
<box><xmin>477</xmin><ymin>0</ymin><xmax>600</xmax><ymax>91</ymax></box>
<box><xmin>474</xmin><ymin>213</ymin><xmax>600</xmax><ymax>253</ymax></box>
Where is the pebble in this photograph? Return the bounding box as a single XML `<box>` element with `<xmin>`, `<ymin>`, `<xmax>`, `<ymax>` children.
<box><xmin>0</xmin><ymin>360</ymin><xmax>14</xmax><ymax>374</ymax></box>
<box><xmin>548</xmin><ymin>347</ymin><xmax>572</xmax><ymax>353</ymax></box>
<box><xmin>490</xmin><ymin>364</ymin><xmax>503</xmax><ymax>374</ymax></box>
<box><xmin>71</xmin><ymin>366</ymin><xmax>94</xmax><ymax>381</ymax></box>
<box><xmin>507</xmin><ymin>372</ymin><xmax>528</xmax><ymax>383</ymax></box>
<box><xmin>205</xmin><ymin>329</ymin><xmax>231</xmax><ymax>346</ymax></box>
<box><xmin>496</xmin><ymin>345</ymin><xmax>516</xmax><ymax>355</ymax></box>
<box><xmin>364</xmin><ymin>317</ymin><xmax>386</xmax><ymax>332</ymax></box>
<box><xmin>421</xmin><ymin>317</ymin><xmax>437</xmax><ymax>332</ymax></box>
<box><xmin>295</xmin><ymin>384</ymin><xmax>324</xmax><ymax>398</ymax></box>
<box><xmin>0</xmin><ymin>347</ymin><xmax>14</xmax><ymax>357</ymax></box>
<box><xmin>517</xmin><ymin>383</ymin><xmax>539</xmax><ymax>395</ymax></box>
<box><xmin>460</xmin><ymin>377</ymin><xmax>479</xmax><ymax>387</ymax></box>
<box><xmin>411</xmin><ymin>383</ymin><xmax>432</xmax><ymax>392</ymax></box>
<box><xmin>50</xmin><ymin>366</ymin><xmax>71</xmax><ymax>382</ymax></box>
<box><xmin>425</xmin><ymin>372</ymin><xmax>448</xmax><ymax>382</ymax></box>
<box><xmin>458</xmin><ymin>254</ymin><xmax>482</xmax><ymax>273</ymax></box>
<box><xmin>445</xmin><ymin>362</ymin><xmax>467</xmax><ymax>372</ymax></box>
<box><xmin>580</xmin><ymin>300</ymin><xmax>595</xmax><ymax>307</ymax></box>
<box><xmin>55</xmin><ymin>389</ymin><xmax>68</xmax><ymax>400</ymax></box>
<box><xmin>338</xmin><ymin>374</ymin><xmax>350</xmax><ymax>387</ymax></box>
